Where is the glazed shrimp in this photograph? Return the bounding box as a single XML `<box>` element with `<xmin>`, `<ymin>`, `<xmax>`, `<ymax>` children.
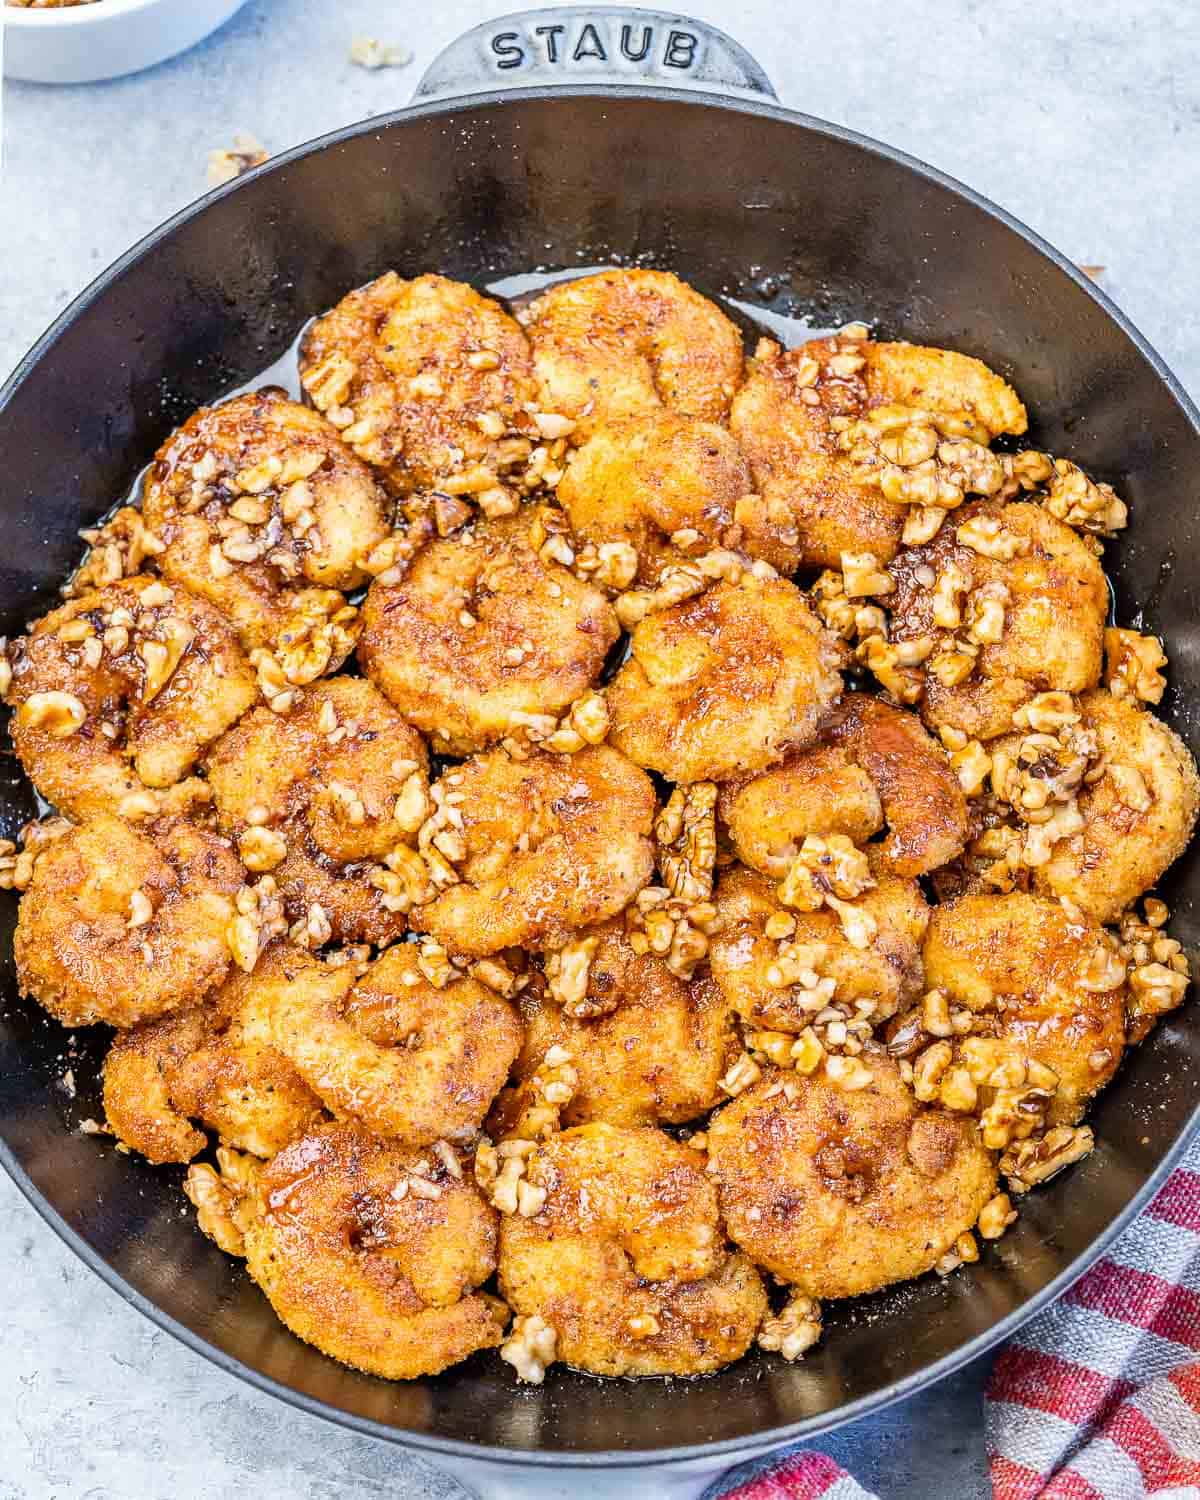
<box><xmin>519</xmin><ymin>269</ymin><xmax>746</xmax><ymax>441</ymax></box>
<box><xmin>358</xmin><ymin>513</ymin><xmax>619</xmax><ymax>755</ymax></box>
<box><xmin>719</xmin><ymin>692</ymin><xmax>968</xmax><ymax>879</ymax></box>
<box><xmin>299</xmin><ymin>272</ymin><xmax>539</xmax><ymax>497</ymax></box>
<box><xmin>256</xmin><ymin>943</ymin><xmax>522</xmax><ymax>1146</ymax></box>
<box><xmin>557</xmin><ymin>412</ymin><xmax>799</xmax><ymax>580</ymax></box>
<box><xmin>606</xmin><ymin>573</ymin><xmax>845</xmax><ymax>784</ymax></box>
<box><xmin>201</xmin><ymin>1121</ymin><xmax>508</xmax><ymax>1380</ymax></box>
<box><xmin>709</xmin><ymin>863</ymin><xmax>928</xmax><ymax>1033</ymax></box>
<box><xmin>730</xmin><ymin>331</ymin><xmax>1027</xmax><ymax>568</ymax></box>
<box><xmin>14</xmin><ymin>814</ymin><xmax>242</xmax><ymax>1028</ymax></box>
<box><xmin>141</xmin><ymin>390</ymin><xmax>387</xmax><ymax>687</ymax></box>
<box><xmin>5</xmin><ymin>576</ymin><xmax>258</xmax><ymax>821</ymax></box>
<box><xmin>413</xmin><ymin>745</ymin><xmax>657</xmax><ymax>956</ymax></box>
<box><xmin>498</xmin><ymin>927</ymin><xmax>739</xmax><ymax>1128</ymax></box>
<box><xmin>886</xmin><ymin>500</ymin><xmax>1108</xmax><ymax>741</ymax></box>
<box><xmin>206</xmin><ymin>678</ymin><xmax>430</xmax><ymax>946</ymax></box>
<box><xmin>1032</xmin><ymin>689</ymin><xmax>1200</xmax><ymax>924</ymax></box>
<box><xmin>496</xmin><ymin>1123</ymin><xmax>768</xmax><ymax>1378</ymax></box>
<box><xmin>923</xmin><ymin>892</ymin><xmax>1127</xmax><ymax>1126</ymax></box>
<box><xmin>103</xmin><ymin>961</ymin><xmax>324</xmax><ymax>1164</ymax></box>
<box><xmin>705</xmin><ymin>1058</ymin><xmax>997</xmax><ymax>1298</ymax></box>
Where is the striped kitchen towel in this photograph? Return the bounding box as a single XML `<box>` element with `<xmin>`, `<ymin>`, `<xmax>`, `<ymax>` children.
<box><xmin>718</xmin><ymin>1132</ymin><xmax>1200</xmax><ymax>1500</ymax></box>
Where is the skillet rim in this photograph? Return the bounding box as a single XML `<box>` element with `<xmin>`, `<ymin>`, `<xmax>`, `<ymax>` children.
<box><xmin>2</xmin><ymin>82</ymin><xmax>1199</xmax><ymax>1469</ymax></box>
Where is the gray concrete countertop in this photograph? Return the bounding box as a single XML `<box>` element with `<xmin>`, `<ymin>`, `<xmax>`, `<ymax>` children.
<box><xmin>1</xmin><ymin>2</ymin><xmax>1197</xmax><ymax>1496</ymax></box>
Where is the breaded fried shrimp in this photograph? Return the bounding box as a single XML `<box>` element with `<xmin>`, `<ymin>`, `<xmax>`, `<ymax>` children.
<box><xmin>888</xmin><ymin>500</ymin><xmax>1107</xmax><ymax>741</ymax></box>
<box><xmin>607</xmin><ymin>574</ymin><xmax>844</xmax><ymax>784</ymax></box>
<box><xmin>706</xmin><ymin>1059</ymin><xmax>997</xmax><ymax>1298</ymax></box>
<box><xmin>359</xmin><ymin>515</ymin><xmax>618</xmax><ymax>755</ymax></box>
<box><xmin>6</xmin><ymin>576</ymin><xmax>257</xmax><ymax>821</ymax></box>
<box><xmin>15</xmin><ymin>815</ymin><xmax>242</xmax><ymax>1029</ymax></box>
<box><xmin>206</xmin><ymin>678</ymin><xmax>430</xmax><ymax>945</ymax></box>
<box><xmin>923</xmin><ymin>892</ymin><xmax>1126</xmax><ymax>1124</ymax></box>
<box><xmin>141</xmin><ymin>391</ymin><xmax>388</xmax><ymax>677</ymax></box>
<box><xmin>557</xmin><ymin>412</ymin><xmax>798</xmax><ymax>579</ymax></box>
<box><xmin>720</xmin><ymin>692</ymin><xmax>967</xmax><ymax>878</ymax></box>
<box><xmin>709</xmin><ymin>864</ymin><xmax>928</xmax><ymax>1032</ymax></box>
<box><xmin>257</xmin><ymin>943</ymin><xmax>521</xmax><ymax>1145</ymax></box>
<box><xmin>520</xmin><ymin>269</ymin><xmax>745</xmax><ymax>440</ymax></box>
<box><xmin>500</xmin><ymin>933</ymin><xmax>739</xmax><ymax>1127</ymax></box>
<box><xmin>497</xmin><ymin>1123</ymin><xmax>768</xmax><ymax>1377</ymax></box>
<box><xmin>103</xmin><ymin>965</ymin><xmax>323</xmax><ymax>1163</ymax></box>
<box><xmin>731</xmin><ymin>333</ymin><xmax>1026</xmax><ymax>568</ymax></box>
<box><xmin>238</xmin><ymin>1122</ymin><xmax>507</xmax><ymax>1379</ymax></box>
<box><xmin>1033</xmin><ymin>690</ymin><xmax>1200</xmax><ymax>923</ymax></box>
<box><xmin>300</xmin><ymin>272</ymin><xmax>538</xmax><ymax>496</ymax></box>
<box><xmin>414</xmin><ymin>746</ymin><xmax>656</xmax><ymax>956</ymax></box>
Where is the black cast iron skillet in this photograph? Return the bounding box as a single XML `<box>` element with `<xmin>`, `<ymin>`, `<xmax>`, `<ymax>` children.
<box><xmin>3</xmin><ymin>8</ymin><xmax>1200</xmax><ymax>1494</ymax></box>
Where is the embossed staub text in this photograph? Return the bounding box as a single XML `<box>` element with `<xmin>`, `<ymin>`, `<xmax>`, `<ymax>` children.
<box><xmin>490</xmin><ymin>19</ymin><xmax>699</xmax><ymax>73</ymax></box>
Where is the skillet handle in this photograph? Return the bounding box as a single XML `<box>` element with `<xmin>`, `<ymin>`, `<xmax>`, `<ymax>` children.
<box><xmin>413</xmin><ymin>6</ymin><xmax>777</xmax><ymax>102</ymax></box>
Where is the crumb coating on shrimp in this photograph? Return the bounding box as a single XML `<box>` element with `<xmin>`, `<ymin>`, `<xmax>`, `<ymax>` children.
<box><xmin>242</xmin><ymin>1122</ymin><xmax>507</xmax><ymax>1379</ymax></box>
<box><xmin>706</xmin><ymin>1059</ymin><xmax>997</xmax><ymax>1298</ymax></box>
<box><xmin>520</xmin><ymin>269</ymin><xmax>745</xmax><ymax>440</ymax></box>
<box><xmin>607</xmin><ymin>574</ymin><xmax>844</xmax><ymax>784</ymax></box>
<box><xmin>300</xmin><ymin>272</ymin><xmax>538</xmax><ymax>496</ymax></box>
<box><xmin>498</xmin><ymin>1123</ymin><xmax>768</xmax><ymax>1376</ymax></box>
<box><xmin>359</xmin><ymin>513</ymin><xmax>618</xmax><ymax>755</ymax></box>
<box><xmin>15</xmin><ymin>815</ymin><xmax>242</xmax><ymax>1029</ymax></box>
<box><xmin>7</xmin><ymin>576</ymin><xmax>257</xmax><ymax>821</ymax></box>
<box><xmin>206</xmin><ymin>678</ymin><xmax>430</xmax><ymax>945</ymax></box>
<box><xmin>413</xmin><ymin>745</ymin><xmax>656</xmax><ymax>955</ymax></box>
<box><xmin>141</xmin><ymin>390</ymin><xmax>389</xmax><ymax>663</ymax></box>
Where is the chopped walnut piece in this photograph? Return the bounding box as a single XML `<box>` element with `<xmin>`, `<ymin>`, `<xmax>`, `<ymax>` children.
<box><xmin>840</xmin><ymin>550</ymin><xmax>895</xmax><ymax>598</ymax></box>
<box><xmin>206</xmin><ymin>132</ymin><xmax>269</xmax><ymax>189</ymax></box>
<box><xmin>1044</xmin><ymin>459</ymin><xmax>1128</xmax><ymax>537</ymax></box>
<box><xmin>655</xmin><ymin>782</ymin><xmax>718</xmax><ymax>902</ymax></box>
<box><xmin>1001</xmin><ymin>1125</ymin><xmax>1094</xmax><ymax>1194</ymax></box>
<box><xmin>978</xmin><ymin>1192</ymin><xmax>1017</xmax><ymax>1240</ymax></box>
<box><xmin>349</xmin><ymin>36</ymin><xmax>414</xmax><ymax>69</ymax></box>
<box><xmin>625</xmin><ymin>885</ymin><xmax>719</xmax><ymax>979</ymax></box>
<box><xmin>1104</xmin><ymin>627</ymin><xmax>1168</xmax><ymax>705</ymax></box>
<box><xmin>500</xmin><ymin>1314</ymin><xmax>557</xmax><ymax>1385</ymax></box>
<box><xmin>757</xmin><ymin>1292</ymin><xmax>822</xmax><ymax>1361</ymax></box>
<box><xmin>544</xmin><ymin>934</ymin><xmax>605</xmax><ymax>1017</ymax></box>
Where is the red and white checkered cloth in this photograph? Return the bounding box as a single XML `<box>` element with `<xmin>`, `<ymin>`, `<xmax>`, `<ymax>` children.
<box><xmin>718</xmin><ymin>1133</ymin><xmax>1200</xmax><ymax>1500</ymax></box>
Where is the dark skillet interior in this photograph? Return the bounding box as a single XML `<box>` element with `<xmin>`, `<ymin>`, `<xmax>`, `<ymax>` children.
<box><xmin>2</xmin><ymin>90</ymin><xmax>1200</xmax><ymax>1461</ymax></box>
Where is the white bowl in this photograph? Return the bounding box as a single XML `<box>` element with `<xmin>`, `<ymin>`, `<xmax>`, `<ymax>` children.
<box><xmin>3</xmin><ymin>0</ymin><xmax>251</xmax><ymax>84</ymax></box>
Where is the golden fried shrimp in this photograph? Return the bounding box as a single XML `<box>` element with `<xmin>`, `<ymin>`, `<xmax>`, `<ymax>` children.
<box><xmin>358</xmin><ymin>514</ymin><xmax>618</xmax><ymax>755</ymax></box>
<box><xmin>706</xmin><ymin>1059</ymin><xmax>997</xmax><ymax>1298</ymax></box>
<box><xmin>14</xmin><ymin>815</ymin><xmax>242</xmax><ymax>1029</ymax></box>
<box><xmin>923</xmin><ymin>892</ymin><xmax>1126</xmax><ymax>1124</ymax></box>
<box><xmin>236</xmin><ymin>1122</ymin><xmax>507</xmax><ymax>1380</ymax></box>
<box><xmin>414</xmin><ymin>746</ymin><xmax>656</xmax><ymax>956</ymax></box>
<box><xmin>557</xmin><ymin>412</ymin><xmax>797</xmax><ymax>580</ymax></box>
<box><xmin>102</xmin><ymin>963</ymin><xmax>323</xmax><ymax>1163</ymax></box>
<box><xmin>709</xmin><ymin>864</ymin><xmax>928</xmax><ymax>1032</ymax></box>
<box><xmin>206</xmin><ymin>678</ymin><xmax>430</xmax><ymax>946</ymax></box>
<box><xmin>607</xmin><ymin>574</ymin><xmax>844</xmax><ymax>784</ymax></box>
<box><xmin>720</xmin><ymin>692</ymin><xmax>967</xmax><ymax>879</ymax></box>
<box><xmin>888</xmin><ymin>500</ymin><xmax>1108</xmax><ymax>741</ymax></box>
<box><xmin>519</xmin><ymin>269</ymin><xmax>745</xmax><ymax>441</ymax></box>
<box><xmin>255</xmin><ymin>943</ymin><xmax>521</xmax><ymax>1146</ymax></box>
<box><xmin>1032</xmin><ymin>690</ymin><xmax>1200</xmax><ymax>924</ymax></box>
<box><xmin>299</xmin><ymin>271</ymin><xmax>538</xmax><ymax>496</ymax></box>
<box><xmin>499</xmin><ymin>933</ymin><xmax>739</xmax><ymax>1128</ymax></box>
<box><xmin>6</xmin><ymin>576</ymin><xmax>258</xmax><ymax>821</ymax></box>
<box><xmin>497</xmin><ymin>1123</ymin><xmax>767</xmax><ymax>1377</ymax></box>
<box><xmin>141</xmin><ymin>391</ymin><xmax>388</xmax><ymax>678</ymax></box>
<box><xmin>719</xmin><ymin>745</ymin><xmax>882</xmax><ymax>875</ymax></box>
<box><xmin>103</xmin><ymin>1008</ymin><xmax>213</xmax><ymax>1164</ymax></box>
<box><xmin>730</xmin><ymin>333</ymin><xmax>1027</xmax><ymax>569</ymax></box>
